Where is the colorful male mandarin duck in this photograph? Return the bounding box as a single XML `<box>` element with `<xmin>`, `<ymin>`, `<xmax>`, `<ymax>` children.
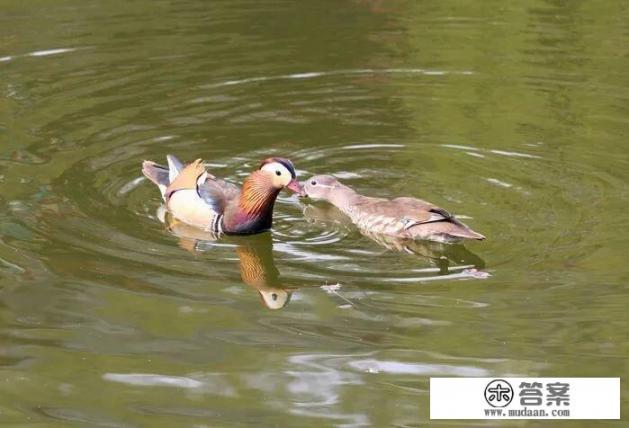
<box><xmin>142</xmin><ymin>155</ymin><xmax>303</xmax><ymax>234</ymax></box>
<box><xmin>301</xmin><ymin>175</ymin><xmax>485</xmax><ymax>243</ymax></box>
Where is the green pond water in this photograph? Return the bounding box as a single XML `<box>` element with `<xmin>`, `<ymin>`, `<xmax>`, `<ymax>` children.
<box><xmin>1</xmin><ymin>0</ymin><xmax>628</xmax><ymax>426</ymax></box>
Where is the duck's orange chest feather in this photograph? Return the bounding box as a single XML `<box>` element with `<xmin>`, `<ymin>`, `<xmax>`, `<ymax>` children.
<box><xmin>222</xmin><ymin>172</ymin><xmax>279</xmax><ymax>234</ymax></box>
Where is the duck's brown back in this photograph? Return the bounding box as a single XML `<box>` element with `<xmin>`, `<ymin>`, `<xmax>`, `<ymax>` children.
<box><xmin>347</xmin><ymin>196</ymin><xmax>429</xmax><ymax>236</ymax></box>
<box><xmin>346</xmin><ymin>195</ymin><xmax>484</xmax><ymax>242</ymax></box>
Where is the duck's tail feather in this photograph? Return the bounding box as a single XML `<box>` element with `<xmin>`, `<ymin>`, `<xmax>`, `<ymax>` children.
<box><xmin>142</xmin><ymin>160</ymin><xmax>170</xmax><ymax>199</ymax></box>
<box><xmin>142</xmin><ymin>154</ymin><xmax>186</xmax><ymax>200</ymax></box>
<box><xmin>411</xmin><ymin>219</ymin><xmax>485</xmax><ymax>242</ymax></box>
<box><xmin>444</xmin><ymin>217</ymin><xmax>486</xmax><ymax>240</ymax></box>
<box><xmin>450</xmin><ymin>227</ymin><xmax>486</xmax><ymax>240</ymax></box>
<box><xmin>448</xmin><ymin>220</ymin><xmax>485</xmax><ymax>240</ymax></box>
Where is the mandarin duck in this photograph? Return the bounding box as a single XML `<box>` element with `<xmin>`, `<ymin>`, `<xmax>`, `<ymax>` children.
<box><xmin>301</xmin><ymin>175</ymin><xmax>485</xmax><ymax>243</ymax></box>
<box><xmin>302</xmin><ymin>203</ymin><xmax>486</xmax><ymax>271</ymax></box>
<box><xmin>142</xmin><ymin>155</ymin><xmax>302</xmax><ymax>234</ymax></box>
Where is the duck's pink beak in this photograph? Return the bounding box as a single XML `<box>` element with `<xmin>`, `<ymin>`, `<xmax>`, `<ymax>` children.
<box><xmin>285</xmin><ymin>178</ymin><xmax>305</xmax><ymax>196</ymax></box>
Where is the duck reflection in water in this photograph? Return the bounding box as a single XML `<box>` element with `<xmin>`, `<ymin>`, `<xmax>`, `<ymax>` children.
<box><xmin>301</xmin><ymin>203</ymin><xmax>486</xmax><ymax>276</ymax></box>
<box><xmin>160</xmin><ymin>208</ymin><xmax>291</xmax><ymax>310</ymax></box>
<box><xmin>232</xmin><ymin>233</ymin><xmax>291</xmax><ymax>310</ymax></box>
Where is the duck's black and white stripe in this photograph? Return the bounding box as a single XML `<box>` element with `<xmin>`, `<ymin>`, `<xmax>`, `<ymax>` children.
<box><xmin>209</xmin><ymin>213</ymin><xmax>224</xmax><ymax>234</ymax></box>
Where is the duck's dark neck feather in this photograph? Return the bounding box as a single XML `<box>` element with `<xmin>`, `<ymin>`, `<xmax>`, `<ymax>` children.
<box><xmin>223</xmin><ymin>171</ymin><xmax>280</xmax><ymax>234</ymax></box>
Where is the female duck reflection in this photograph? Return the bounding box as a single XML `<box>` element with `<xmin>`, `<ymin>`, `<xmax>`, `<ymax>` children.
<box><xmin>163</xmin><ymin>215</ymin><xmax>291</xmax><ymax>310</ymax></box>
<box><xmin>301</xmin><ymin>203</ymin><xmax>486</xmax><ymax>275</ymax></box>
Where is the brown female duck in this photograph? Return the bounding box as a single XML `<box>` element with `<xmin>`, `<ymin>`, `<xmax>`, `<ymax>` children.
<box><xmin>142</xmin><ymin>155</ymin><xmax>302</xmax><ymax>234</ymax></box>
<box><xmin>301</xmin><ymin>175</ymin><xmax>485</xmax><ymax>243</ymax></box>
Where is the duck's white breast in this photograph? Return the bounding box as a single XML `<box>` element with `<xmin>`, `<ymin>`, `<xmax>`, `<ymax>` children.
<box><xmin>167</xmin><ymin>189</ymin><xmax>216</xmax><ymax>229</ymax></box>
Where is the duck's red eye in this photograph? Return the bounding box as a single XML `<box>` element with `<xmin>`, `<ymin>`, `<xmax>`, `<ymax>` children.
<box><xmin>275</xmin><ymin>170</ymin><xmax>281</xmax><ymax>176</ymax></box>
<box><xmin>311</xmin><ymin>180</ymin><xmax>317</xmax><ymax>186</ymax></box>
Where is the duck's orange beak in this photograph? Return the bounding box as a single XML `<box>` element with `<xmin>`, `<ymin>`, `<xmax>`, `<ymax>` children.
<box><xmin>285</xmin><ymin>178</ymin><xmax>305</xmax><ymax>196</ymax></box>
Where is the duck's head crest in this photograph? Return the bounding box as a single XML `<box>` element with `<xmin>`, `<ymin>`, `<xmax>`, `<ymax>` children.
<box><xmin>258</xmin><ymin>157</ymin><xmax>303</xmax><ymax>194</ymax></box>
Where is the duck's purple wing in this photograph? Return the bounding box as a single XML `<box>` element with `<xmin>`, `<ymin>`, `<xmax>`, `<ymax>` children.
<box><xmin>198</xmin><ymin>178</ymin><xmax>240</xmax><ymax>215</ymax></box>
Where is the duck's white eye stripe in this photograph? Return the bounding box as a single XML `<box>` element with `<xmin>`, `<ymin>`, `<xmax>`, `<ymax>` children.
<box><xmin>262</xmin><ymin>162</ymin><xmax>290</xmax><ymax>177</ymax></box>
